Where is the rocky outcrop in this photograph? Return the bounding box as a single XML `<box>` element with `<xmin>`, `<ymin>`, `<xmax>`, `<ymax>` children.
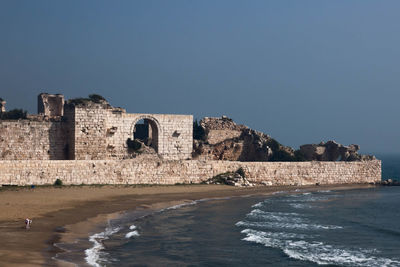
<box><xmin>299</xmin><ymin>141</ymin><xmax>375</xmax><ymax>161</ymax></box>
<box><xmin>193</xmin><ymin>116</ymin><xmax>296</xmax><ymax>162</ymax></box>
<box><xmin>193</xmin><ymin>116</ymin><xmax>374</xmax><ymax>162</ymax></box>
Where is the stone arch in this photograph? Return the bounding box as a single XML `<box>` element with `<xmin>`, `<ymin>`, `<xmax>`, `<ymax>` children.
<box><xmin>129</xmin><ymin>115</ymin><xmax>162</xmax><ymax>152</ymax></box>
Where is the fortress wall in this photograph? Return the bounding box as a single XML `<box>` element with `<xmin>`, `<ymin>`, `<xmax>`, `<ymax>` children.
<box><xmin>0</xmin><ymin>120</ymin><xmax>67</xmax><ymax>160</ymax></box>
<box><xmin>105</xmin><ymin>112</ymin><xmax>193</xmax><ymax>160</ymax></box>
<box><xmin>72</xmin><ymin>106</ymin><xmax>108</xmax><ymax>160</ymax></box>
<box><xmin>0</xmin><ymin>159</ymin><xmax>381</xmax><ymax>186</ymax></box>
<box><xmin>70</xmin><ymin>105</ymin><xmax>193</xmax><ymax>160</ymax></box>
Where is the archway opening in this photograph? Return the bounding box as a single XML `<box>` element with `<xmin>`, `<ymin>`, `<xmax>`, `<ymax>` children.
<box><xmin>133</xmin><ymin>118</ymin><xmax>159</xmax><ymax>152</ymax></box>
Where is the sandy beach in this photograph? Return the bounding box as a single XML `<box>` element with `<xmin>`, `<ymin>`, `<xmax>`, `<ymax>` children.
<box><xmin>0</xmin><ymin>183</ymin><xmax>376</xmax><ymax>266</ymax></box>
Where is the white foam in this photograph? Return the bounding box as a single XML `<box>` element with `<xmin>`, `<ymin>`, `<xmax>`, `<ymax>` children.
<box><xmin>125</xmin><ymin>230</ymin><xmax>140</xmax><ymax>238</ymax></box>
<box><xmin>241</xmin><ymin>228</ymin><xmax>400</xmax><ymax>267</ymax></box>
<box><xmin>318</xmin><ymin>190</ymin><xmax>332</xmax><ymax>193</ymax></box>
<box><xmin>251</xmin><ymin>202</ymin><xmax>263</xmax><ymax>208</ymax></box>
<box><xmin>284</xmin><ymin>195</ymin><xmax>330</xmax><ymax>203</ymax></box>
<box><xmin>241</xmin><ymin>228</ymin><xmax>310</xmax><ymax>239</ymax></box>
<box><xmin>159</xmin><ymin>197</ymin><xmax>231</xmax><ymax>213</ymax></box>
<box><xmin>283</xmin><ymin>240</ymin><xmax>400</xmax><ymax>266</ymax></box>
<box><xmin>236</xmin><ymin>220</ymin><xmax>342</xmax><ymax>230</ymax></box>
<box><xmin>247</xmin><ymin>209</ymin><xmax>304</xmax><ymax>224</ymax></box>
<box><xmin>249</xmin><ymin>209</ymin><xmax>301</xmax><ymax>216</ymax></box>
<box><xmin>85</xmin><ymin>226</ymin><xmax>121</xmax><ymax>267</ymax></box>
<box><xmin>129</xmin><ymin>224</ymin><xmax>136</xmax><ymax>230</ymax></box>
<box><xmin>289</xmin><ymin>203</ymin><xmax>312</xmax><ymax>209</ymax></box>
<box><xmin>165</xmin><ymin>201</ymin><xmax>197</xmax><ymax>210</ymax></box>
<box><xmin>272</xmin><ymin>191</ymin><xmax>288</xmax><ymax>195</ymax></box>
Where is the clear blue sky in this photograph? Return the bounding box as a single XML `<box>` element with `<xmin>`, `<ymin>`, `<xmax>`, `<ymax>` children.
<box><xmin>1</xmin><ymin>0</ymin><xmax>399</xmax><ymax>154</ymax></box>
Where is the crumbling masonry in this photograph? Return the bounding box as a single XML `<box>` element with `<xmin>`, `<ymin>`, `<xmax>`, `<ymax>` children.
<box><xmin>0</xmin><ymin>94</ymin><xmax>192</xmax><ymax>160</ymax></box>
<box><xmin>0</xmin><ymin>94</ymin><xmax>381</xmax><ymax>186</ymax></box>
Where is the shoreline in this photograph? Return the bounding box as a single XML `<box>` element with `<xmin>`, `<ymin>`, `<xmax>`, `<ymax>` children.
<box><xmin>0</xmin><ymin>183</ymin><xmax>376</xmax><ymax>266</ymax></box>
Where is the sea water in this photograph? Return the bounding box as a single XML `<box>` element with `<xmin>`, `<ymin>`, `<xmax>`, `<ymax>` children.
<box><xmin>68</xmin><ymin>155</ymin><xmax>400</xmax><ymax>266</ymax></box>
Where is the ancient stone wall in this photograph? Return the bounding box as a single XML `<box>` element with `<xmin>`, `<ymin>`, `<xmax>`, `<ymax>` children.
<box><xmin>0</xmin><ymin>120</ymin><xmax>67</xmax><ymax>160</ymax></box>
<box><xmin>0</xmin><ymin>159</ymin><xmax>381</xmax><ymax>186</ymax></box>
<box><xmin>68</xmin><ymin>104</ymin><xmax>193</xmax><ymax>160</ymax></box>
<box><xmin>106</xmin><ymin>112</ymin><xmax>193</xmax><ymax>160</ymax></box>
<box><xmin>71</xmin><ymin>105</ymin><xmax>109</xmax><ymax>160</ymax></box>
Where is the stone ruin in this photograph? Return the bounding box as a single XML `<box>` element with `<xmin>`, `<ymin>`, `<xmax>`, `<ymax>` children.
<box><xmin>0</xmin><ymin>94</ymin><xmax>375</xmax><ymax>163</ymax></box>
<box><xmin>0</xmin><ymin>99</ymin><xmax>5</xmax><ymax>113</ymax></box>
<box><xmin>193</xmin><ymin>116</ymin><xmax>295</xmax><ymax>161</ymax></box>
<box><xmin>299</xmin><ymin>141</ymin><xmax>375</xmax><ymax>161</ymax></box>
<box><xmin>37</xmin><ymin>93</ymin><xmax>64</xmax><ymax>118</ymax></box>
<box><xmin>0</xmin><ymin>93</ymin><xmax>193</xmax><ymax>160</ymax></box>
<box><xmin>193</xmin><ymin>116</ymin><xmax>374</xmax><ymax>162</ymax></box>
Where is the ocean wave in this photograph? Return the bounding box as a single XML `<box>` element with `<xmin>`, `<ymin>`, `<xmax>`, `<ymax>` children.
<box><xmin>272</xmin><ymin>190</ymin><xmax>288</xmax><ymax>195</ymax></box>
<box><xmin>289</xmin><ymin>203</ymin><xmax>312</xmax><ymax>209</ymax></box>
<box><xmin>241</xmin><ymin>228</ymin><xmax>310</xmax><ymax>239</ymax></box>
<box><xmin>85</xmin><ymin>225</ymin><xmax>121</xmax><ymax>267</ymax></box>
<box><xmin>247</xmin><ymin>209</ymin><xmax>304</xmax><ymax>224</ymax></box>
<box><xmin>125</xmin><ymin>230</ymin><xmax>140</xmax><ymax>238</ymax></box>
<box><xmin>241</xmin><ymin>229</ymin><xmax>400</xmax><ymax>267</ymax></box>
<box><xmin>251</xmin><ymin>202</ymin><xmax>264</xmax><ymax>208</ymax></box>
<box><xmin>283</xmin><ymin>240</ymin><xmax>400</xmax><ymax>267</ymax></box>
<box><xmin>159</xmin><ymin>197</ymin><xmax>232</xmax><ymax>213</ymax></box>
<box><xmin>249</xmin><ymin>209</ymin><xmax>301</xmax><ymax>217</ymax></box>
<box><xmin>283</xmin><ymin>195</ymin><xmax>330</xmax><ymax>202</ymax></box>
<box><xmin>236</xmin><ymin>220</ymin><xmax>342</xmax><ymax>230</ymax></box>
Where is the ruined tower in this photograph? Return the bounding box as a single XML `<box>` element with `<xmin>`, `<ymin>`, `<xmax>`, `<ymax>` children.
<box><xmin>38</xmin><ymin>93</ymin><xmax>64</xmax><ymax>117</ymax></box>
<box><xmin>0</xmin><ymin>99</ymin><xmax>5</xmax><ymax>113</ymax></box>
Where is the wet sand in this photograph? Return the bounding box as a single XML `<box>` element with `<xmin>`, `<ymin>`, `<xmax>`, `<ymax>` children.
<box><xmin>0</xmin><ymin>184</ymin><xmax>375</xmax><ymax>266</ymax></box>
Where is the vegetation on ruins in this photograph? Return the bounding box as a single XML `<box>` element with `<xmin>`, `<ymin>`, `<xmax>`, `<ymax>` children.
<box><xmin>67</xmin><ymin>94</ymin><xmax>108</xmax><ymax>106</ymax></box>
<box><xmin>0</xmin><ymin>109</ymin><xmax>27</xmax><ymax>120</ymax></box>
<box><xmin>88</xmin><ymin>94</ymin><xmax>107</xmax><ymax>103</ymax></box>
<box><xmin>54</xmin><ymin>179</ymin><xmax>63</xmax><ymax>186</ymax></box>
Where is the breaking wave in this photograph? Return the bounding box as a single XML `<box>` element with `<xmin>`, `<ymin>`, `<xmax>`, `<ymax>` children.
<box><xmin>241</xmin><ymin>229</ymin><xmax>400</xmax><ymax>266</ymax></box>
<box><xmin>85</xmin><ymin>225</ymin><xmax>121</xmax><ymax>267</ymax></box>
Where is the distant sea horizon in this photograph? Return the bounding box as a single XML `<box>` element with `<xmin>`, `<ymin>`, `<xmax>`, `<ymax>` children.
<box><xmin>375</xmin><ymin>153</ymin><xmax>400</xmax><ymax>180</ymax></box>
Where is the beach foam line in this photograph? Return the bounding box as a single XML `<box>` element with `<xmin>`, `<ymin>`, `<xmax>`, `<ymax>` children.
<box><xmin>157</xmin><ymin>196</ymin><xmax>232</xmax><ymax>213</ymax></box>
<box><xmin>85</xmin><ymin>225</ymin><xmax>121</xmax><ymax>267</ymax></box>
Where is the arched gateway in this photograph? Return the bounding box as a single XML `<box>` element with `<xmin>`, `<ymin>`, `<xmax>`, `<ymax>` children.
<box><xmin>130</xmin><ymin>115</ymin><xmax>161</xmax><ymax>152</ymax></box>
